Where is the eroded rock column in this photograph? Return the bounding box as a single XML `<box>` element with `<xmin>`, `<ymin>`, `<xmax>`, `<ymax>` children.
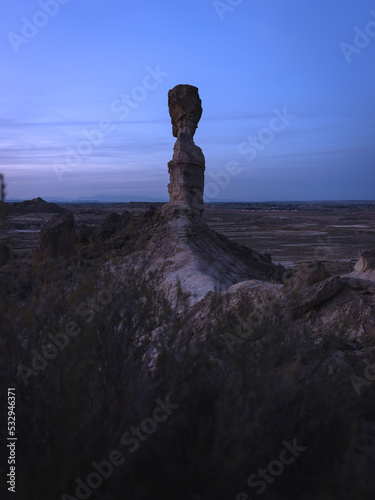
<box><xmin>167</xmin><ymin>84</ymin><xmax>205</xmax><ymax>214</ymax></box>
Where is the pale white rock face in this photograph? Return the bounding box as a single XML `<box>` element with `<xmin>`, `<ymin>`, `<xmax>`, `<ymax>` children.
<box><xmin>343</xmin><ymin>251</ymin><xmax>375</xmax><ymax>282</ymax></box>
<box><xmin>352</xmin><ymin>268</ymin><xmax>375</xmax><ymax>281</ymax></box>
<box><xmin>115</xmin><ymin>209</ymin><xmax>284</xmax><ymax>308</ymax></box>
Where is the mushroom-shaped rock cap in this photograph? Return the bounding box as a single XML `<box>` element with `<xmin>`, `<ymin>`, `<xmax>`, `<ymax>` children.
<box><xmin>168</xmin><ymin>84</ymin><xmax>202</xmax><ymax>138</ymax></box>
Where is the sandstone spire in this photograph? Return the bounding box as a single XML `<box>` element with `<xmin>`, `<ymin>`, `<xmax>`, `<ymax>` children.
<box><xmin>166</xmin><ymin>84</ymin><xmax>205</xmax><ymax>214</ymax></box>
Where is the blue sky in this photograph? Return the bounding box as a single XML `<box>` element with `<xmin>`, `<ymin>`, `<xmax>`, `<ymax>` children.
<box><xmin>1</xmin><ymin>0</ymin><xmax>375</xmax><ymax>201</ymax></box>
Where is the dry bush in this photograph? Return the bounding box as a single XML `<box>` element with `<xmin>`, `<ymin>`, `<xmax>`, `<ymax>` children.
<box><xmin>1</xmin><ymin>255</ymin><xmax>375</xmax><ymax>500</ymax></box>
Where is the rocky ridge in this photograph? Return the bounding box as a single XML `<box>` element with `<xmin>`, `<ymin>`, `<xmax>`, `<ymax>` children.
<box><xmin>6</xmin><ymin>197</ymin><xmax>65</xmax><ymax>216</ymax></box>
<box><xmin>125</xmin><ymin>207</ymin><xmax>284</xmax><ymax>305</ymax></box>
<box><xmin>109</xmin><ymin>85</ymin><xmax>284</xmax><ymax>305</ymax></box>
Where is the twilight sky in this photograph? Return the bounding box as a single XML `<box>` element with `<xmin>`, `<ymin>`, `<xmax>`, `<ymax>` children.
<box><xmin>1</xmin><ymin>0</ymin><xmax>375</xmax><ymax>202</ymax></box>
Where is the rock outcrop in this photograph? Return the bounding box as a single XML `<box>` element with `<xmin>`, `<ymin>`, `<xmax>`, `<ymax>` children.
<box><xmin>291</xmin><ymin>276</ymin><xmax>344</xmax><ymax>318</ymax></box>
<box><xmin>119</xmin><ymin>206</ymin><xmax>284</xmax><ymax>306</ymax></box>
<box><xmin>91</xmin><ymin>211</ymin><xmax>131</xmax><ymax>244</ymax></box>
<box><xmin>165</xmin><ymin>85</ymin><xmax>205</xmax><ymax>214</ymax></box>
<box><xmin>355</xmin><ymin>250</ymin><xmax>375</xmax><ymax>273</ymax></box>
<box><xmin>110</xmin><ymin>85</ymin><xmax>285</xmax><ymax>305</ymax></box>
<box><xmin>342</xmin><ymin>250</ymin><xmax>375</xmax><ymax>285</ymax></box>
<box><xmin>38</xmin><ymin>213</ymin><xmax>76</xmax><ymax>259</ymax></box>
<box><xmin>282</xmin><ymin>261</ymin><xmax>329</xmax><ymax>292</ymax></box>
<box><xmin>281</xmin><ymin>251</ymin><xmax>375</xmax><ymax>340</ymax></box>
<box><xmin>177</xmin><ymin>260</ymin><xmax>375</xmax><ymax>347</ymax></box>
<box><xmin>111</xmin><ymin>85</ymin><xmax>375</xmax><ymax>339</ymax></box>
<box><xmin>0</xmin><ymin>242</ymin><xmax>10</xmax><ymax>267</ymax></box>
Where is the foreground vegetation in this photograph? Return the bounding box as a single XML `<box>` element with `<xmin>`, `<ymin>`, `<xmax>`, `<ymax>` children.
<box><xmin>1</xmin><ymin>251</ymin><xmax>375</xmax><ymax>500</ymax></box>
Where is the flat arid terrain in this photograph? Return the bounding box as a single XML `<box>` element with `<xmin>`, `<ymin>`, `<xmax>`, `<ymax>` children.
<box><xmin>204</xmin><ymin>201</ymin><xmax>375</xmax><ymax>273</ymax></box>
<box><xmin>5</xmin><ymin>200</ymin><xmax>375</xmax><ymax>275</ymax></box>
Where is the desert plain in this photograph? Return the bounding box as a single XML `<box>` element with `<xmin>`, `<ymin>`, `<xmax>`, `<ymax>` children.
<box><xmin>4</xmin><ymin>200</ymin><xmax>375</xmax><ymax>276</ymax></box>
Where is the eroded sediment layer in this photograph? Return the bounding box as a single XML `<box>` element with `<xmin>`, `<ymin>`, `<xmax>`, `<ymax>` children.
<box><xmin>166</xmin><ymin>84</ymin><xmax>205</xmax><ymax>213</ymax></box>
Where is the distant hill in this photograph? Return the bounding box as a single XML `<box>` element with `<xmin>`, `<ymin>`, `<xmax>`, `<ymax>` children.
<box><xmin>6</xmin><ymin>197</ymin><xmax>65</xmax><ymax>216</ymax></box>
